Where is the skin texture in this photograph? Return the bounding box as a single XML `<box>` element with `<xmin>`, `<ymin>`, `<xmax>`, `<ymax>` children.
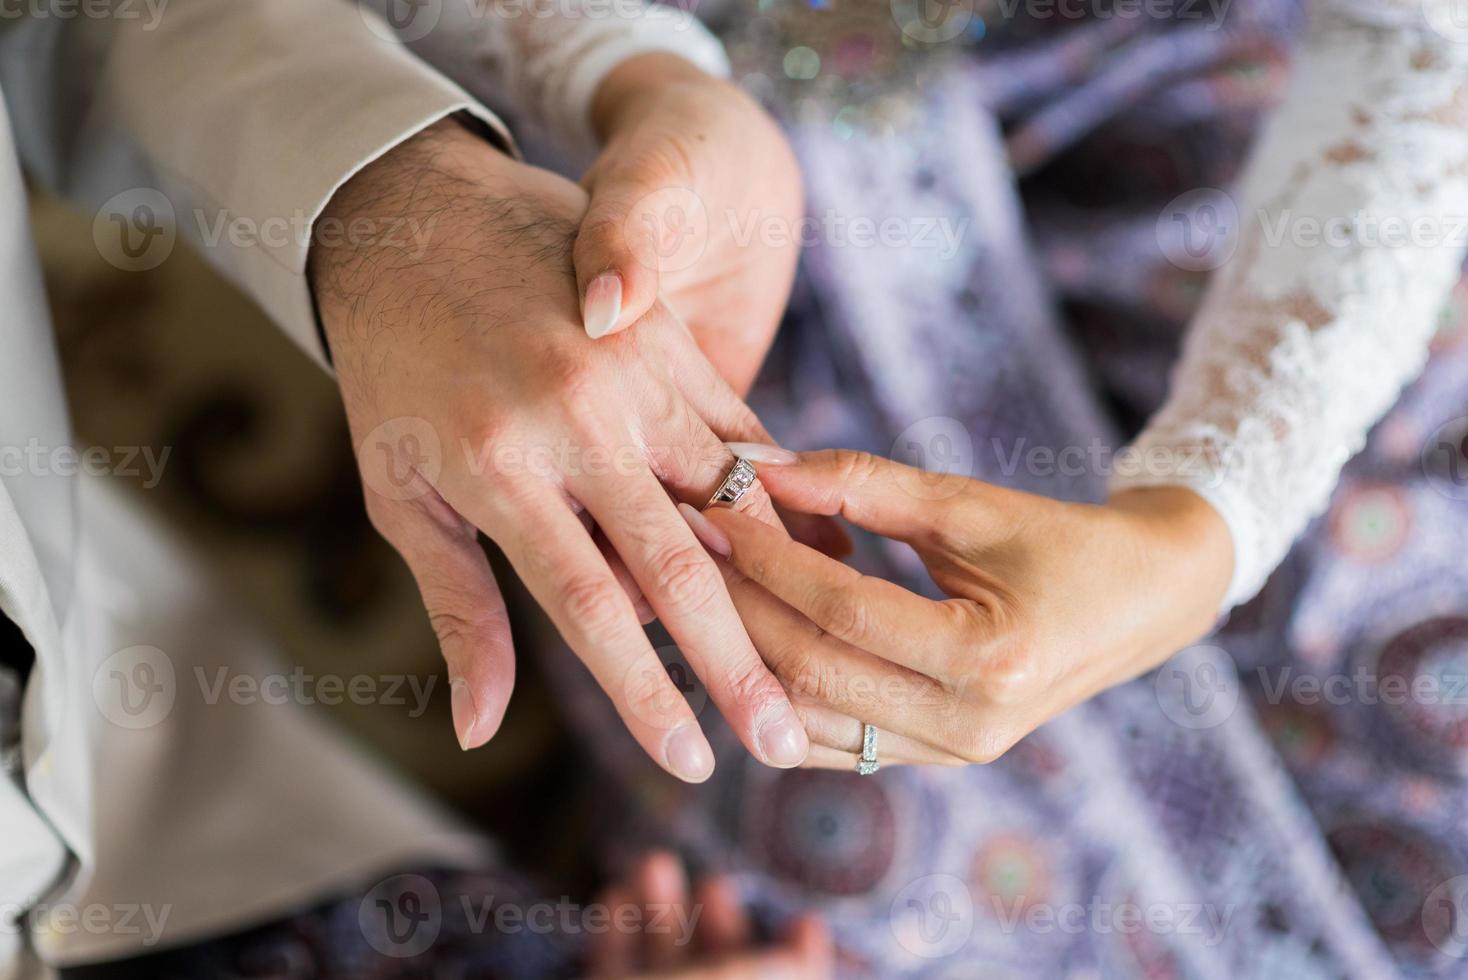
<box><xmin>578</xmin><ymin>53</ymin><xmax>804</xmax><ymax>395</ymax></box>
<box><xmin>686</xmin><ymin>450</ymin><xmax>1235</xmax><ymax>769</ymax></box>
<box><xmin>588</xmin><ymin>852</ymin><xmax>832</xmax><ymax>980</ymax></box>
<box><xmin>578</xmin><ymin>54</ymin><xmax>847</xmax><ymax>559</ymax></box>
<box><xmin>309</xmin><ymin>118</ymin><xmax>810</xmax><ymax>780</ymax></box>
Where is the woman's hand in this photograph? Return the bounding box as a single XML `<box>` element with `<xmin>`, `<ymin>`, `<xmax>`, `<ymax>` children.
<box><xmin>577</xmin><ymin>54</ymin><xmax>803</xmax><ymax>395</ymax></box>
<box><xmin>588</xmin><ymin>852</ymin><xmax>832</xmax><ymax>979</ymax></box>
<box><xmin>682</xmin><ymin>449</ymin><xmax>1235</xmax><ymax>768</ymax></box>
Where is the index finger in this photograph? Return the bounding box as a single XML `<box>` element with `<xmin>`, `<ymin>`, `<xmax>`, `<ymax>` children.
<box><xmin>698</xmin><ymin>505</ymin><xmax>967</xmax><ymax>680</ymax></box>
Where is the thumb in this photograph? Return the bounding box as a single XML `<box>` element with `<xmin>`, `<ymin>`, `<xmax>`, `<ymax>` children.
<box><xmin>574</xmin><ymin>177</ymin><xmax>667</xmax><ymax>340</ymax></box>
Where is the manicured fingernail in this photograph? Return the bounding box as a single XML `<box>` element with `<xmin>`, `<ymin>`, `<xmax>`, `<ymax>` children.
<box><xmin>757</xmin><ymin>705</ymin><xmax>809</xmax><ymax>768</ymax></box>
<box><xmin>583</xmin><ymin>273</ymin><xmax>622</xmax><ymax>339</ymax></box>
<box><xmin>678</xmin><ymin>502</ymin><xmax>731</xmax><ymax>557</ymax></box>
<box><xmin>664</xmin><ymin>723</ymin><xmax>715</xmax><ymax>782</ymax></box>
<box><xmin>724</xmin><ymin>442</ymin><xmax>798</xmax><ymax>465</ymax></box>
<box><xmin>450</xmin><ymin>678</ymin><xmax>479</xmax><ymax>751</ymax></box>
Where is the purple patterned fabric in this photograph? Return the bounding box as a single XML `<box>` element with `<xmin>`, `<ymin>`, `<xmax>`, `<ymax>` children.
<box><xmin>543</xmin><ymin>2</ymin><xmax>1468</xmax><ymax>977</ymax></box>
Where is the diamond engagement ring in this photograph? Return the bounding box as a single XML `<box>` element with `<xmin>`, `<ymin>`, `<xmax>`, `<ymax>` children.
<box><xmin>707</xmin><ymin>457</ymin><xmax>758</xmax><ymax>508</ymax></box>
<box><xmin>857</xmin><ymin>723</ymin><xmax>880</xmax><ymax>775</ymax></box>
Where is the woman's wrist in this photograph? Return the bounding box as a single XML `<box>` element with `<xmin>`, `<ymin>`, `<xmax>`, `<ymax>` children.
<box><xmin>590</xmin><ymin>52</ymin><xmax>726</xmax><ymax>142</ymax></box>
<box><xmin>1106</xmin><ymin>485</ymin><xmax>1236</xmax><ymax>627</ymax></box>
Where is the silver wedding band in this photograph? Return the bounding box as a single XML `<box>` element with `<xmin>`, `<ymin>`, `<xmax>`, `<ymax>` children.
<box><xmin>707</xmin><ymin>457</ymin><xmax>758</xmax><ymax>509</ymax></box>
<box><xmin>857</xmin><ymin>723</ymin><xmax>880</xmax><ymax>775</ymax></box>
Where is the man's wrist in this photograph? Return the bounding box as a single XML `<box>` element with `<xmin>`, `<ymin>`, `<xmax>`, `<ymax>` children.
<box><xmin>308</xmin><ymin>117</ymin><xmax>516</xmax><ymax>340</ymax></box>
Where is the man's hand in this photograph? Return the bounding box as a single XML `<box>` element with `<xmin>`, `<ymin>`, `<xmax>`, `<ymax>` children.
<box><xmin>308</xmin><ymin>119</ymin><xmax>809</xmax><ymax>780</ymax></box>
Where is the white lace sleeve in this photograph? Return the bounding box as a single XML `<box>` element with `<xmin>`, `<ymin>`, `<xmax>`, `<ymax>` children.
<box><xmin>359</xmin><ymin>0</ymin><xmax>729</xmax><ymax>157</ymax></box>
<box><xmin>1110</xmin><ymin>0</ymin><xmax>1468</xmax><ymax>610</ymax></box>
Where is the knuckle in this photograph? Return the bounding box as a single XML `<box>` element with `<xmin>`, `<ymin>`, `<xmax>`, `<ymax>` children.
<box><xmin>830</xmin><ymin>448</ymin><xmax>883</xmax><ymax>491</ymax></box>
<box><xmin>775</xmin><ymin>647</ymin><xmax>833</xmax><ymax>704</ymax></box>
<box><xmin>425</xmin><ymin>605</ymin><xmax>503</xmax><ymax>651</ymax></box>
<box><xmin>546</xmin><ymin>355</ymin><xmax>603</xmax><ymax>406</ymax></box>
<box><xmin>980</xmin><ymin>658</ymin><xmax>1041</xmax><ymax>705</ymax></box>
<box><xmin>647</xmin><ymin>542</ymin><xmax>721</xmax><ymax>611</ymax></box>
<box><xmin>622</xmin><ymin>658</ymin><xmax>683</xmax><ymax>727</ymax></box>
<box><xmin>970</xmin><ymin>630</ymin><xmax>1044</xmax><ymax>705</ymax></box>
<box><xmin>579</xmin><ymin>212</ymin><xmax>627</xmax><ymax>252</ymax></box>
<box><xmin>715</xmin><ymin>656</ymin><xmax>782</xmax><ymax>715</ymax></box>
<box><xmin>813</xmin><ymin>583</ymin><xmax>871</xmax><ymax>645</ymax></box>
<box><xmin>558</xmin><ymin>574</ymin><xmax>627</xmax><ymax>634</ymax></box>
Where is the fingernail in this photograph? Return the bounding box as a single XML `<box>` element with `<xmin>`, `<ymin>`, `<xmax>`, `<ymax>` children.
<box><xmin>583</xmin><ymin>273</ymin><xmax>622</xmax><ymax>339</ymax></box>
<box><xmin>664</xmin><ymin>723</ymin><xmax>715</xmax><ymax>782</ymax></box>
<box><xmin>450</xmin><ymin>678</ymin><xmax>479</xmax><ymax>751</ymax></box>
<box><xmin>678</xmin><ymin>502</ymin><xmax>731</xmax><ymax>557</ymax></box>
<box><xmin>724</xmin><ymin>442</ymin><xmax>798</xmax><ymax>465</ymax></box>
<box><xmin>756</xmin><ymin>704</ymin><xmax>809</xmax><ymax>768</ymax></box>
